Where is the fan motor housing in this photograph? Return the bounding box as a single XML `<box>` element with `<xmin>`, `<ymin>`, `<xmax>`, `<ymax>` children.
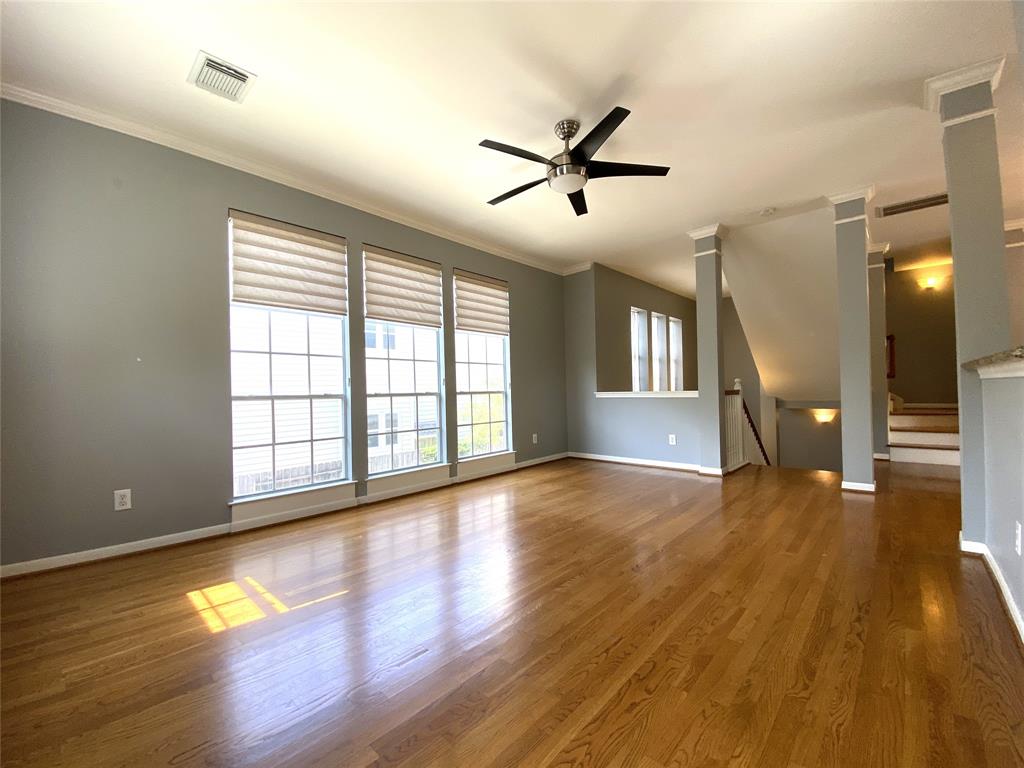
<box><xmin>547</xmin><ymin>152</ymin><xmax>587</xmax><ymax>194</ymax></box>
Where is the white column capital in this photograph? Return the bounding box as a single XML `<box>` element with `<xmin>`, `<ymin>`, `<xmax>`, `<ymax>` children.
<box><xmin>686</xmin><ymin>223</ymin><xmax>725</xmax><ymax>241</ymax></box>
<box><xmin>868</xmin><ymin>242</ymin><xmax>891</xmax><ymax>255</ymax></box>
<box><xmin>827</xmin><ymin>187</ymin><xmax>876</xmax><ymax>206</ymax></box>
<box><xmin>924</xmin><ymin>56</ymin><xmax>1004</xmax><ymax>112</ymax></box>
<box><xmin>1006</xmin><ymin>219</ymin><xmax>1024</xmax><ymax>232</ymax></box>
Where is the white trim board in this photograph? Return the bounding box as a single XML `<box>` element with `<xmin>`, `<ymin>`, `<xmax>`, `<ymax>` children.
<box><xmin>841</xmin><ymin>480</ymin><xmax>876</xmax><ymax>493</ymax></box>
<box><xmin>0</xmin><ymin>84</ymin><xmax>563</xmax><ymax>277</ymax></box>
<box><xmin>873</xmin><ymin>452</ymin><xmax>890</xmax><ymax>461</ymax></box>
<box><xmin>0</xmin><ymin>453</ymin><xmax>570</xmax><ymax>577</ymax></box>
<box><xmin>941</xmin><ymin>107</ymin><xmax>998</xmax><ymax>129</ymax></box>
<box><xmin>960</xmin><ymin>538</ymin><xmax>1024</xmax><ymax>648</ymax></box>
<box><xmin>594</xmin><ymin>390</ymin><xmax>699</xmax><ymax>399</ymax></box>
<box><xmin>0</xmin><ymin>523</ymin><xmax>232</xmax><ymax>578</ymax></box>
<box><xmin>568</xmin><ymin>452</ymin><xmax>700</xmax><ymax>473</ymax></box>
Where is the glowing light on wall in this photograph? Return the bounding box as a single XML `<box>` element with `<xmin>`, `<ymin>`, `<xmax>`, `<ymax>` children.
<box><xmin>812</xmin><ymin>408</ymin><xmax>837</xmax><ymax>423</ymax></box>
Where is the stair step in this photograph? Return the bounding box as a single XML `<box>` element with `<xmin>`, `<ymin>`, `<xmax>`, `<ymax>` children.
<box><xmin>889</xmin><ymin>444</ymin><xmax>961</xmax><ymax>466</ymax></box>
<box><xmin>888</xmin><ymin>413</ymin><xmax>959</xmax><ymax>429</ymax></box>
<box><xmin>888</xmin><ymin>430</ymin><xmax>960</xmax><ymax>448</ymax></box>
<box><xmin>889</xmin><ymin>425</ymin><xmax>958</xmax><ymax>433</ymax></box>
<box><xmin>889</xmin><ymin>442</ymin><xmax>959</xmax><ymax>451</ymax></box>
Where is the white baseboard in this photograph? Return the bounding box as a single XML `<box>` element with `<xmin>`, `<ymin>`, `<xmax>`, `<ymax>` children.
<box><xmin>960</xmin><ymin>537</ymin><xmax>1024</xmax><ymax>648</ymax></box>
<box><xmin>841</xmin><ymin>480</ymin><xmax>876</xmax><ymax>493</ymax></box>
<box><xmin>873</xmin><ymin>452</ymin><xmax>890</xmax><ymax>460</ymax></box>
<box><xmin>1</xmin><ymin>453</ymin><xmax>571</xmax><ymax>577</ymax></box>
<box><xmin>513</xmin><ymin>452</ymin><xmax>569</xmax><ymax>469</ymax></box>
<box><xmin>568</xmin><ymin>452</ymin><xmax>700</xmax><ymax>473</ymax></box>
<box><xmin>0</xmin><ymin>523</ymin><xmax>232</xmax><ymax>577</ymax></box>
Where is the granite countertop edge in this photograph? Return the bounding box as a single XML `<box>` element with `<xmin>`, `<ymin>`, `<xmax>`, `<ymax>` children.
<box><xmin>962</xmin><ymin>346</ymin><xmax>1024</xmax><ymax>370</ymax></box>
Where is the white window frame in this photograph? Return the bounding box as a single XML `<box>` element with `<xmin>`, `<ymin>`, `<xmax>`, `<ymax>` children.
<box><xmin>630</xmin><ymin>307</ymin><xmax>684</xmax><ymax>392</ymax></box>
<box><xmin>365</xmin><ymin>319</ymin><xmax>443</xmax><ymax>476</ymax></box>
<box><xmin>455</xmin><ymin>329</ymin><xmax>512</xmax><ymax>459</ymax></box>
<box><xmin>230</xmin><ymin>303</ymin><xmax>350</xmax><ymax>498</ymax></box>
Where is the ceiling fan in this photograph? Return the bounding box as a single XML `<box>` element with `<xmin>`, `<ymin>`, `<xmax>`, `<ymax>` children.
<box><xmin>479</xmin><ymin>106</ymin><xmax>670</xmax><ymax>216</ymax></box>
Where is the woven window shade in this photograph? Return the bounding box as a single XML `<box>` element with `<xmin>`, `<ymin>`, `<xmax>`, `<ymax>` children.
<box><xmin>230</xmin><ymin>211</ymin><xmax>347</xmax><ymax>315</ymax></box>
<box><xmin>454</xmin><ymin>269</ymin><xmax>510</xmax><ymax>335</ymax></box>
<box><xmin>363</xmin><ymin>247</ymin><xmax>443</xmax><ymax>327</ymax></box>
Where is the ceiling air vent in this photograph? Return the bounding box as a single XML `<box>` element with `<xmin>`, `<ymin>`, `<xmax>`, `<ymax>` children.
<box><xmin>187</xmin><ymin>51</ymin><xmax>255</xmax><ymax>103</ymax></box>
<box><xmin>875</xmin><ymin>193</ymin><xmax>948</xmax><ymax>218</ymax></box>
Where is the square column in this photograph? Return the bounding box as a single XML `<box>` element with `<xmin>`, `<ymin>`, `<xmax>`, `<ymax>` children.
<box><xmin>868</xmin><ymin>243</ymin><xmax>890</xmax><ymax>458</ymax></box>
<box><xmin>829</xmin><ymin>189</ymin><xmax>876</xmax><ymax>492</ymax></box>
<box><xmin>689</xmin><ymin>224</ymin><xmax>726</xmax><ymax>475</ymax></box>
<box><xmin>925</xmin><ymin>58</ymin><xmax>1012</xmax><ymax>541</ymax></box>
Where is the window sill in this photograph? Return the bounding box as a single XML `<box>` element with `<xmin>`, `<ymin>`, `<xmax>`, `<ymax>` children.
<box><xmin>367</xmin><ymin>462</ymin><xmax>451</xmax><ymax>483</ymax></box>
<box><xmin>231</xmin><ymin>479</ymin><xmax>356</xmax><ymax>507</ymax></box>
<box><xmin>458</xmin><ymin>450</ymin><xmax>515</xmax><ymax>464</ymax></box>
<box><xmin>230</xmin><ymin>480</ymin><xmax>358</xmax><ymax>532</ymax></box>
<box><xmin>365</xmin><ymin>463</ymin><xmax>452</xmax><ymax>501</ymax></box>
<box><xmin>594</xmin><ymin>390</ymin><xmax>699</xmax><ymax>399</ymax></box>
<box><xmin>457</xmin><ymin>450</ymin><xmax>516</xmax><ymax>479</ymax></box>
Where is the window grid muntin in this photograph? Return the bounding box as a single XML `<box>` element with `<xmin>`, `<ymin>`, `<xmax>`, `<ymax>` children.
<box><xmin>366</xmin><ymin>319</ymin><xmax>442</xmax><ymax>476</ymax></box>
<box><xmin>455</xmin><ymin>329</ymin><xmax>510</xmax><ymax>459</ymax></box>
<box><xmin>231</xmin><ymin>303</ymin><xmax>348</xmax><ymax>497</ymax></box>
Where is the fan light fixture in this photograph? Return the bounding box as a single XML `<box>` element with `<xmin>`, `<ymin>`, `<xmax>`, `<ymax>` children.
<box><xmin>479</xmin><ymin>107</ymin><xmax>671</xmax><ymax>216</ymax></box>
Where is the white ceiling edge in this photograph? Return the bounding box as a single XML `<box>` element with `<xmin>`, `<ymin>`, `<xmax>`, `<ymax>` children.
<box><xmin>0</xmin><ymin>82</ymin><xmax>570</xmax><ymax>277</ymax></box>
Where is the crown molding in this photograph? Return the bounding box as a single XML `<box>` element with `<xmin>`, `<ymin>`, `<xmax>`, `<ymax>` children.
<box><xmin>1</xmin><ymin>83</ymin><xmax>564</xmax><ymax>276</ymax></box>
<box><xmin>686</xmin><ymin>223</ymin><xmax>725</xmax><ymax>240</ymax></box>
<box><xmin>561</xmin><ymin>261</ymin><xmax>593</xmax><ymax>276</ymax></box>
<box><xmin>827</xmin><ymin>186</ymin><xmax>876</xmax><ymax>206</ymax></box>
<box><xmin>924</xmin><ymin>56</ymin><xmax>1005</xmax><ymax>112</ymax></box>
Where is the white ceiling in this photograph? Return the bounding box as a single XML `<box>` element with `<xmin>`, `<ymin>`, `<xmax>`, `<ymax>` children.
<box><xmin>2</xmin><ymin>1</ymin><xmax>1022</xmax><ymax>297</ymax></box>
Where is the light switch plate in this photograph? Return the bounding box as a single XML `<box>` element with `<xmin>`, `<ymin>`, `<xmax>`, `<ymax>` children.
<box><xmin>668</xmin><ymin>434</ymin><xmax>676</xmax><ymax>446</ymax></box>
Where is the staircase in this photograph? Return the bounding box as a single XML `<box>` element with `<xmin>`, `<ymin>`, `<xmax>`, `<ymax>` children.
<box><xmin>888</xmin><ymin>403</ymin><xmax>960</xmax><ymax>466</ymax></box>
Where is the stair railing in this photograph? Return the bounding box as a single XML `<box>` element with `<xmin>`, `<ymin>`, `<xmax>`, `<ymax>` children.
<box><xmin>723</xmin><ymin>378</ymin><xmax>771</xmax><ymax>468</ymax></box>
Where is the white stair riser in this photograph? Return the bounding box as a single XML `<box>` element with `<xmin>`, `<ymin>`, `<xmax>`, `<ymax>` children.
<box><xmin>888</xmin><ymin>431</ymin><xmax>959</xmax><ymax>448</ymax></box>
<box><xmin>888</xmin><ymin>414</ymin><xmax>959</xmax><ymax>429</ymax></box>
<box><xmin>889</xmin><ymin>445</ymin><xmax>960</xmax><ymax>466</ymax></box>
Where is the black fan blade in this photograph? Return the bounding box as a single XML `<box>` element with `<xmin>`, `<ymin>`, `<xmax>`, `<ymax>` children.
<box><xmin>587</xmin><ymin>161</ymin><xmax>670</xmax><ymax>179</ymax></box>
<box><xmin>480</xmin><ymin>140</ymin><xmax>552</xmax><ymax>166</ymax></box>
<box><xmin>571</xmin><ymin>106</ymin><xmax>630</xmax><ymax>162</ymax></box>
<box><xmin>487</xmin><ymin>178</ymin><xmax>546</xmax><ymax>206</ymax></box>
<box><xmin>568</xmin><ymin>190</ymin><xmax>588</xmax><ymax>216</ymax></box>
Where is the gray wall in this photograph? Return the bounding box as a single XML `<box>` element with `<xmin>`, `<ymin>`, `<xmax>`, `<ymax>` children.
<box><xmin>980</xmin><ymin>375</ymin><xmax>1024</xmax><ymax>619</ymax></box>
<box><xmin>1</xmin><ymin>100</ymin><xmax>567</xmax><ymax>565</ymax></box>
<box><xmin>886</xmin><ymin>267</ymin><xmax>958</xmax><ymax>403</ymax></box>
<box><xmin>565</xmin><ymin>268</ymin><xmax>702</xmax><ymax>465</ymax></box>
<box><xmin>777</xmin><ymin>406</ymin><xmax>843</xmax><ymax>472</ymax></box>
<box><xmin>722</xmin><ymin>297</ymin><xmax>761</xmax><ymax>428</ymax></box>
<box><xmin>593</xmin><ymin>263</ymin><xmax>698</xmax><ymax>392</ymax></box>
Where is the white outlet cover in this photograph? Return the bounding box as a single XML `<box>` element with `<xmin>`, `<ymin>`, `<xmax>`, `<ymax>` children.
<box><xmin>1016</xmin><ymin>521</ymin><xmax>1022</xmax><ymax>557</ymax></box>
<box><xmin>114</xmin><ymin>489</ymin><xmax>132</xmax><ymax>511</ymax></box>
<box><xmin>532</xmin><ymin>433</ymin><xmax>538</xmax><ymax>444</ymax></box>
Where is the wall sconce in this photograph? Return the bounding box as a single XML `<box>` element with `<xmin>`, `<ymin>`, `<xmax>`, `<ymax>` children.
<box><xmin>917</xmin><ymin>273</ymin><xmax>948</xmax><ymax>290</ymax></box>
<box><xmin>812</xmin><ymin>408</ymin><xmax>837</xmax><ymax>423</ymax></box>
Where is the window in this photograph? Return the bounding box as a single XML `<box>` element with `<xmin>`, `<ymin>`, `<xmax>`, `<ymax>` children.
<box><xmin>629</xmin><ymin>307</ymin><xmax>684</xmax><ymax>392</ymax></box>
<box><xmin>651</xmin><ymin>312</ymin><xmax>668</xmax><ymax>391</ymax></box>
<box><xmin>670</xmin><ymin>317</ymin><xmax>684</xmax><ymax>391</ymax></box>
<box><xmin>228</xmin><ymin>211</ymin><xmax>350</xmax><ymax>498</ymax></box>
<box><xmin>630</xmin><ymin>307</ymin><xmax>648</xmax><ymax>392</ymax></box>
<box><xmin>365</xmin><ymin>320</ymin><xmax>441</xmax><ymax>474</ymax></box>
<box><xmin>454</xmin><ymin>270</ymin><xmax>511</xmax><ymax>459</ymax></box>
<box><xmin>363</xmin><ymin>247</ymin><xmax>444</xmax><ymax>475</ymax></box>
<box><xmin>231</xmin><ymin>306</ymin><xmax>347</xmax><ymax>496</ymax></box>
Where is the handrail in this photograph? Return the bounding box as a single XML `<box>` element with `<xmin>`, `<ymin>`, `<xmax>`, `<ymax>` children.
<box><xmin>741</xmin><ymin>398</ymin><xmax>771</xmax><ymax>466</ymax></box>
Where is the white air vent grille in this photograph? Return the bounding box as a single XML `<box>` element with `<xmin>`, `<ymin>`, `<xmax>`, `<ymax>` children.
<box><xmin>188</xmin><ymin>51</ymin><xmax>255</xmax><ymax>103</ymax></box>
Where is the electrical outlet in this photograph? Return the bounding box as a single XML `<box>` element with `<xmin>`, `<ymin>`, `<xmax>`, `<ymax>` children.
<box><xmin>1016</xmin><ymin>521</ymin><xmax>1022</xmax><ymax>557</ymax></box>
<box><xmin>532</xmin><ymin>433</ymin><xmax>538</xmax><ymax>445</ymax></box>
<box><xmin>668</xmin><ymin>434</ymin><xmax>676</xmax><ymax>446</ymax></box>
<box><xmin>114</xmin><ymin>489</ymin><xmax>132</xmax><ymax>511</ymax></box>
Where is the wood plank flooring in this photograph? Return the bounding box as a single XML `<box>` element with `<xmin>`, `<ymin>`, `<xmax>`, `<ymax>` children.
<box><xmin>2</xmin><ymin>459</ymin><xmax>1022</xmax><ymax>767</ymax></box>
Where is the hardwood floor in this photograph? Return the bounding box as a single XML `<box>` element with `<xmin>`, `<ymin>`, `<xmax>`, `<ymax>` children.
<box><xmin>2</xmin><ymin>459</ymin><xmax>1022</xmax><ymax>767</ymax></box>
